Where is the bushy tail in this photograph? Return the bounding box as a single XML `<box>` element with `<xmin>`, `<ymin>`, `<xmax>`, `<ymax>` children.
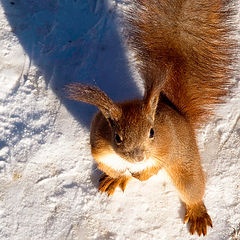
<box><xmin>126</xmin><ymin>0</ymin><xmax>237</xmax><ymax>128</ymax></box>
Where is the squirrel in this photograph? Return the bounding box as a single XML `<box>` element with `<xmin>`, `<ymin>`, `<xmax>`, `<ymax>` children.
<box><xmin>66</xmin><ymin>0</ymin><xmax>237</xmax><ymax>237</ymax></box>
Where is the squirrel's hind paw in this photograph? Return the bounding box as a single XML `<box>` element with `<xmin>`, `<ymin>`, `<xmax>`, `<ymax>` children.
<box><xmin>184</xmin><ymin>202</ymin><xmax>212</xmax><ymax>236</ymax></box>
<box><xmin>98</xmin><ymin>174</ymin><xmax>130</xmax><ymax>196</ymax></box>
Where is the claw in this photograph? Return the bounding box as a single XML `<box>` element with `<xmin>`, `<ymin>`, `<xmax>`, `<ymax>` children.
<box><xmin>119</xmin><ymin>177</ymin><xmax>130</xmax><ymax>192</ymax></box>
<box><xmin>184</xmin><ymin>202</ymin><xmax>212</xmax><ymax>236</ymax></box>
<box><xmin>98</xmin><ymin>174</ymin><xmax>131</xmax><ymax>196</ymax></box>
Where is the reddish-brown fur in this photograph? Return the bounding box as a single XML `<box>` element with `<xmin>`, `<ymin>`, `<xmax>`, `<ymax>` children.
<box><xmin>66</xmin><ymin>0</ymin><xmax>237</xmax><ymax>237</ymax></box>
<box><xmin>126</xmin><ymin>0</ymin><xmax>237</xmax><ymax>128</ymax></box>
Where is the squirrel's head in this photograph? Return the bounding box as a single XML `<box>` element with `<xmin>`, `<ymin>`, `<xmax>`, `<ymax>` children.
<box><xmin>108</xmin><ymin>94</ymin><xmax>159</xmax><ymax>163</ymax></box>
<box><xmin>66</xmin><ymin>82</ymin><xmax>161</xmax><ymax>163</ymax></box>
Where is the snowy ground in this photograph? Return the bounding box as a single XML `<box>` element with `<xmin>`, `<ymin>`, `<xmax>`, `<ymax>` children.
<box><xmin>0</xmin><ymin>1</ymin><xmax>239</xmax><ymax>239</ymax></box>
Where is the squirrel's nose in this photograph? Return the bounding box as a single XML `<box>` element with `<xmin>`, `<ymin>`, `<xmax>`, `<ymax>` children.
<box><xmin>132</xmin><ymin>148</ymin><xmax>145</xmax><ymax>162</ymax></box>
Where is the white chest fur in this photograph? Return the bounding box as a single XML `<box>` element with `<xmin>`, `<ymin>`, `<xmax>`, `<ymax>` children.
<box><xmin>98</xmin><ymin>153</ymin><xmax>156</xmax><ymax>175</ymax></box>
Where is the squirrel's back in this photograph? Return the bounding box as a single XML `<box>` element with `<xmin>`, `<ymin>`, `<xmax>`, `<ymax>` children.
<box><xmin>126</xmin><ymin>0</ymin><xmax>237</xmax><ymax>128</ymax></box>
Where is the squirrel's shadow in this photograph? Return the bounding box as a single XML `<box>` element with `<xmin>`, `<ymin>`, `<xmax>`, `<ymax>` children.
<box><xmin>2</xmin><ymin>0</ymin><xmax>139</xmax><ymax>127</ymax></box>
<box><xmin>2</xmin><ymin>0</ymin><xmax>140</xmax><ymax>197</ymax></box>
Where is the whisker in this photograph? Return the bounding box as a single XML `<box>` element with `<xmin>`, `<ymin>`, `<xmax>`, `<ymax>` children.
<box><xmin>151</xmin><ymin>154</ymin><xmax>165</xmax><ymax>165</ymax></box>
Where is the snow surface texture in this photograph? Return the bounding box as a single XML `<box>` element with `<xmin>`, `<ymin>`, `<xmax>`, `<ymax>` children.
<box><xmin>0</xmin><ymin>0</ymin><xmax>239</xmax><ymax>239</ymax></box>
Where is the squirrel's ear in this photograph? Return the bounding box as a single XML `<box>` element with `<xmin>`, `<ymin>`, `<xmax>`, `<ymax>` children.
<box><xmin>143</xmin><ymin>66</ymin><xmax>170</xmax><ymax>120</ymax></box>
<box><xmin>144</xmin><ymin>82</ymin><xmax>161</xmax><ymax>121</ymax></box>
<box><xmin>66</xmin><ymin>83</ymin><xmax>122</xmax><ymax>121</ymax></box>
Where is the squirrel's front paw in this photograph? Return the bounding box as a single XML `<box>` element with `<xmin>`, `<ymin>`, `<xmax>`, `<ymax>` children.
<box><xmin>184</xmin><ymin>202</ymin><xmax>212</xmax><ymax>236</ymax></box>
<box><xmin>98</xmin><ymin>174</ymin><xmax>130</xmax><ymax>196</ymax></box>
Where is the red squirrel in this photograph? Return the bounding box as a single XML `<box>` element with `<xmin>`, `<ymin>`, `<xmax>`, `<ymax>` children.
<box><xmin>66</xmin><ymin>0</ymin><xmax>237</xmax><ymax>236</ymax></box>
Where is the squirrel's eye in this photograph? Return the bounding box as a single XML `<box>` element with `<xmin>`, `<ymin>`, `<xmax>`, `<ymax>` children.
<box><xmin>149</xmin><ymin>128</ymin><xmax>154</xmax><ymax>138</ymax></box>
<box><xmin>115</xmin><ymin>134</ymin><xmax>122</xmax><ymax>144</ymax></box>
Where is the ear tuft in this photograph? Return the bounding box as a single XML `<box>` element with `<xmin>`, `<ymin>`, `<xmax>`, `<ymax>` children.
<box><xmin>143</xmin><ymin>66</ymin><xmax>171</xmax><ymax>120</ymax></box>
<box><xmin>144</xmin><ymin>81</ymin><xmax>162</xmax><ymax>120</ymax></box>
<box><xmin>65</xmin><ymin>83</ymin><xmax>122</xmax><ymax>121</ymax></box>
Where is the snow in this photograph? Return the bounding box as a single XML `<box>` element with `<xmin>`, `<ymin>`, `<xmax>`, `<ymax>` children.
<box><xmin>0</xmin><ymin>0</ymin><xmax>239</xmax><ymax>239</ymax></box>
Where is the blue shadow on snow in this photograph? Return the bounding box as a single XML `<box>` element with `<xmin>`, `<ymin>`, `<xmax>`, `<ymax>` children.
<box><xmin>1</xmin><ymin>0</ymin><xmax>139</xmax><ymax>127</ymax></box>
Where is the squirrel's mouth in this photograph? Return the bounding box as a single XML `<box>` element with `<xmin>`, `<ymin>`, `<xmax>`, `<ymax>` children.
<box><xmin>134</xmin><ymin>155</ymin><xmax>146</xmax><ymax>162</ymax></box>
<box><xmin>125</xmin><ymin>148</ymin><xmax>147</xmax><ymax>163</ymax></box>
